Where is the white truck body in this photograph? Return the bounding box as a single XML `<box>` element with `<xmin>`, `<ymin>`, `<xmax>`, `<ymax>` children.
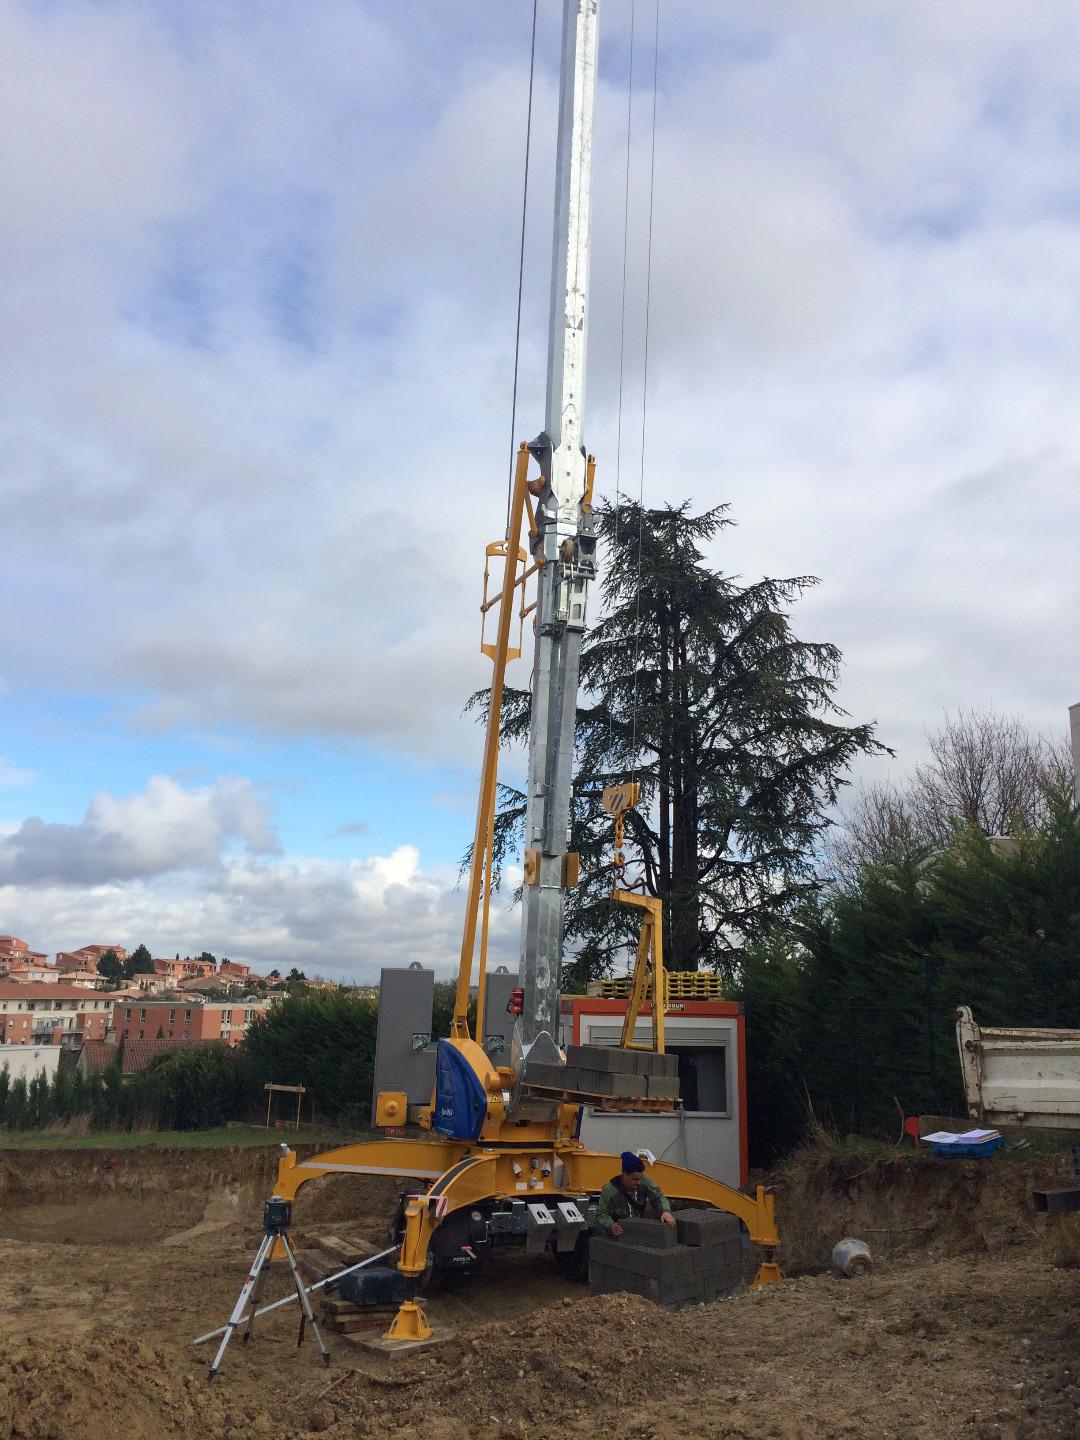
<box><xmin>956</xmin><ymin>1005</ymin><xmax>1080</xmax><ymax>1130</ymax></box>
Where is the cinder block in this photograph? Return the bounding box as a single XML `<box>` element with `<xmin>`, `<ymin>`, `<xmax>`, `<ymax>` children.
<box><xmin>587</xmin><ymin>1261</ymin><xmax>618</xmax><ymax>1292</ymax></box>
<box><xmin>588</xmin><ymin>1236</ymin><xmax>626</xmax><ymax>1268</ymax></box>
<box><xmin>525</xmin><ymin>1061</ymin><xmax>568</xmax><ymax>1089</ymax></box>
<box><xmin>646</xmin><ymin>1075</ymin><xmax>681</xmax><ymax>1100</ymax></box>
<box><xmin>577</xmin><ymin>1069</ymin><xmax>646</xmax><ymax>1098</ymax></box>
<box><xmin>566</xmin><ymin>1044</ymin><xmax>638</xmax><ymax>1075</ymax></box>
<box><xmin>627</xmin><ymin>1050</ymin><xmax>661</xmax><ymax>1077</ymax></box>
<box><xmin>626</xmin><ymin>1050</ymin><xmax>678</xmax><ymax>1078</ymax></box>
<box><xmin>618</xmin><ymin>1050</ymin><xmax>677</xmax><ymax>1079</ymax></box>
<box><xmin>590</xmin><ymin>1239</ymin><xmax>697</xmax><ymax>1281</ymax></box>
<box><xmin>590</xmin><ymin>1260</ymin><xmax>708</xmax><ymax>1310</ymax></box>
<box><xmin>619</xmin><ymin>1217</ymin><xmax>678</xmax><ymax>1249</ymax></box>
<box><xmin>676</xmin><ymin>1209</ymin><xmax>743</xmax><ymax>1249</ymax></box>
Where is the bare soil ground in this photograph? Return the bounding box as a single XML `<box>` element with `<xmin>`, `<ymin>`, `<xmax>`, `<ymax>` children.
<box><xmin>2</xmin><ymin>1141</ymin><xmax>1079</xmax><ymax>1440</ymax></box>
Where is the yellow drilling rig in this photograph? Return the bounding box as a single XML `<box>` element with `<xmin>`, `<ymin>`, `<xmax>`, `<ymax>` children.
<box><xmin>204</xmin><ymin>0</ymin><xmax>782</xmax><ymax>1365</ymax></box>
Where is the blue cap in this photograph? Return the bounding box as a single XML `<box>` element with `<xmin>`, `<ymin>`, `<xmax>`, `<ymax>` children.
<box><xmin>620</xmin><ymin>1150</ymin><xmax>645</xmax><ymax>1173</ymax></box>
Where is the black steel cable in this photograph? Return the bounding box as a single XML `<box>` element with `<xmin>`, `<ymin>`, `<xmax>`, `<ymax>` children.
<box><xmin>629</xmin><ymin>0</ymin><xmax>661</xmax><ymax>778</ymax></box>
<box><xmin>505</xmin><ymin>0</ymin><xmax>541</xmax><ymax>537</ymax></box>
<box><xmin>608</xmin><ymin>0</ymin><xmax>636</xmax><ymax>761</ymax></box>
<box><xmin>613</xmin><ymin>0</ymin><xmax>637</xmax><ymax>538</ymax></box>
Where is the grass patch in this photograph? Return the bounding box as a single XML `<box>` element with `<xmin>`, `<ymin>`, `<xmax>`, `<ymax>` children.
<box><xmin>0</xmin><ymin>1125</ymin><xmax>357</xmax><ymax>1150</ymax></box>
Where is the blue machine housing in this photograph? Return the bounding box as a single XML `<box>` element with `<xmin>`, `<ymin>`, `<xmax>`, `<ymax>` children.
<box><xmin>432</xmin><ymin>1039</ymin><xmax>489</xmax><ymax>1140</ymax></box>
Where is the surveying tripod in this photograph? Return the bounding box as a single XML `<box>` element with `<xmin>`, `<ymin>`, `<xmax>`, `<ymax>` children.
<box><xmin>207</xmin><ymin>1196</ymin><xmax>329</xmax><ymax>1381</ymax></box>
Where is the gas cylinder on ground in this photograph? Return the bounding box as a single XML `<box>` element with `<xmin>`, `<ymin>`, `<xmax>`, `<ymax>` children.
<box><xmin>832</xmin><ymin>1237</ymin><xmax>873</xmax><ymax>1277</ymax></box>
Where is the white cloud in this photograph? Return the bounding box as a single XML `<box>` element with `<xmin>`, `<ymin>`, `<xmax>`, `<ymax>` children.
<box><xmin>0</xmin><ymin>0</ymin><xmax>1078</xmax><ymax>970</ymax></box>
<box><xmin>0</xmin><ymin>760</ymin><xmax>34</xmax><ymax>788</ymax></box>
<box><xmin>0</xmin><ymin>842</ymin><xmax>514</xmax><ymax>983</ymax></box>
<box><xmin>0</xmin><ymin>775</ymin><xmax>277</xmax><ymax>886</ymax></box>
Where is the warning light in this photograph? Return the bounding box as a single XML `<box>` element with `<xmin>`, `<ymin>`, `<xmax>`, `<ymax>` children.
<box><xmin>507</xmin><ymin>987</ymin><xmax>525</xmax><ymax>1016</ymax></box>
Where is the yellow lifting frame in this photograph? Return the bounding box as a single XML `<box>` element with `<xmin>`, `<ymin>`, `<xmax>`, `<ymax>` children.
<box><xmin>454</xmin><ymin>443</ymin><xmax>535</xmax><ymax>1043</ymax></box>
<box><xmin>612</xmin><ymin>890</ymin><xmax>666</xmax><ymax>1053</ymax></box>
<box><xmin>272</xmin><ymin>1138</ymin><xmax>781</xmax><ymax>1289</ymax></box>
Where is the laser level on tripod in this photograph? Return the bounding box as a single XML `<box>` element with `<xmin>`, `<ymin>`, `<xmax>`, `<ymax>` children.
<box><xmin>206</xmin><ymin>1195</ymin><xmax>329</xmax><ymax>1382</ymax></box>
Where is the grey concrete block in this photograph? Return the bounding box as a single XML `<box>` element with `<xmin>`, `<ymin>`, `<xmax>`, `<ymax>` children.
<box><xmin>628</xmin><ymin>1050</ymin><xmax>678</xmax><ymax>1078</ymax></box>
<box><xmin>591</xmin><ymin>1239</ymin><xmax>697</xmax><ymax>1281</ymax></box>
<box><xmin>577</xmin><ymin>1069</ymin><xmax>646</xmax><ymax>1098</ymax></box>
<box><xmin>626</xmin><ymin>1050</ymin><xmax>678</xmax><ymax>1079</ymax></box>
<box><xmin>566</xmin><ymin>1044</ymin><xmax>638</xmax><ymax>1075</ymax></box>
<box><xmin>525</xmin><ymin>1061</ymin><xmax>568</xmax><ymax>1089</ymax></box>
<box><xmin>676</xmin><ymin>1209</ymin><xmax>743</xmax><ymax>1249</ymax></box>
<box><xmin>646</xmin><ymin>1074</ymin><xmax>681</xmax><ymax>1100</ymax></box>
<box><xmin>587</xmin><ymin>1236</ymin><xmax>628</xmax><ymax>1269</ymax></box>
<box><xmin>589</xmin><ymin>1260</ymin><xmax>709</xmax><ymax>1310</ymax></box>
<box><xmin>619</xmin><ymin>1217</ymin><xmax>677</xmax><ymax>1249</ymax></box>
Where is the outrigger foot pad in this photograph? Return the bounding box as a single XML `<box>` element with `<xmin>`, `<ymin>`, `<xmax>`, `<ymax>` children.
<box><xmin>384</xmin><ymin>1299</ymin><xmax>433</xmax><ymax>1342</ymax></box>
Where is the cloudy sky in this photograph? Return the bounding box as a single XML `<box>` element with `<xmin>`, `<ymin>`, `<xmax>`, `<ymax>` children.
<box><xmin>2</xmin><ymin>0</ymin><xmax>1078</xmax><ymax>980</ymax></box>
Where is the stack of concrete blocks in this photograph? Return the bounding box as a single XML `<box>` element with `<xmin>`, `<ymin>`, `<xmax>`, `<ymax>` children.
<box><xmin>525</xmin><ymin>1043</ymin><xmax>680</xmax><ymax>1102</ymax></box>
<box><xmin>588</xmin><ymin>1211</ymin><xmax>744</xmax><ymax>1309</ymax></box>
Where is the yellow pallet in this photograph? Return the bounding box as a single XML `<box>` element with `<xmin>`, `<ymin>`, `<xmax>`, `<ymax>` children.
<box><xmin>589</xmin><ymin>972</ymin><xmax>723</xmax><ymax>1001</ymax></box>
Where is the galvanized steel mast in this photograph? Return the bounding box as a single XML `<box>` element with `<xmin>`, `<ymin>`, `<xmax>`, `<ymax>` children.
<box><xmin>518</xmin><ymin>0</ymin><xmax>600</xmax><ymax>1063</ymax></box>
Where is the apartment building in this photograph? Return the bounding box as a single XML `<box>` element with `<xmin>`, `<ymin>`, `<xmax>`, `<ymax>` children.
<box><xmin>112</xmin><ymin>997</ymin><xmax>271</xmax><ymax>1046</ymax></box>
<box><xmin>0</xmin><ymin>935</ymin><xmax>48</xmax><ymax>967</ymax></box>
<box><xmin>0</xmin><ymin>984</ymin><xmax>124</xmax><ymax>1046</ymax></box>
<box><xmin>152</xmin><ymin>957</ymin><xmax>215</xmax><ymax>981</ymax></box>
<box><xmin>55</xmin><ymin>945</ymin><xmax>128</xmax><ymax>972</ymax></box>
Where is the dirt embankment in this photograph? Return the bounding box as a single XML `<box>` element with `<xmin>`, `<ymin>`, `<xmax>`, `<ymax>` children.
<box><xmin>0</xmin><ymin>1144</ymin><xmax>402</xmax><ymax>1244</ymax></box>
<box><xmin>769</xmin><ymin>1143</ymin><xmax>1080</xmax><ymax>1272</ymax></box>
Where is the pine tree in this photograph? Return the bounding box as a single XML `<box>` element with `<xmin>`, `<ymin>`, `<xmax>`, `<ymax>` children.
<box><xmin>479</xmin><ymin>500</ymin><xmax>883</xmax><ymax>980</ymax></box>
<box><xmin>27</xmin><ymin>1071</ymin><xmax>52</xmax><ymax>1128</ymax></box>
<box><xmin>126</xmin><ymin>944</ymin><xmax>155</xmax><ymax>977</ymax></box>
<box><xmin>96</xmin><ymin>949</ymin><xmax>124</xmax><ymax>982</ymax></box>
<box><xmin>6</xmin><ymin>1077</ymin><xmax>29</xmax><ymax>1130</ymax></box>
<box><xmin>50</xmin><ymin>1063</ymin><xmax>74</xmax><ymax>1123</ymax></box>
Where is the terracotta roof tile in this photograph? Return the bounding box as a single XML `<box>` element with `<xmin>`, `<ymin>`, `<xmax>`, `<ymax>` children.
<box><xmin>120</xmin><ymin>1036</ymin><xmax>200</xmax><ymax>1075</ymax></box>
<box><xmin>79</xmin><ymin>1040</ymin><xmax>121</xmax><ymax>1075</ymax></box>
<box><xmin>0</xmin><ymin>983</ymin><xmax>117</xmax><ymax>1001</ymax></box>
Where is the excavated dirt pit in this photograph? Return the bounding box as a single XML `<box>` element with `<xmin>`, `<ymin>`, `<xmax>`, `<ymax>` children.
<box><xmin>2</xmin><ymin>1142</ymin><xmax>1080</xmax><ymax>1439</ymax></box>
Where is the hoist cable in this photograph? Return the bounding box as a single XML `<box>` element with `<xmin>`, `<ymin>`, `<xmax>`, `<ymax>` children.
<box><xmin>613</xmin><ymin>0</ymin><xmax>636</xmax><ymax>538</ymax></box>
<box><xmin>629</xmin><ymin>0</ymin><xmax>661</xmax><ymax>781</ymax></box>
<box><xmin>608</xmin><ymin>0</ymin><xmax>636</xmax><ymax>758</ymax></box>
<box><xmin>505</xmin><ymin>0</ymin><xmax>541</xmax><ymax>536</ymax></box>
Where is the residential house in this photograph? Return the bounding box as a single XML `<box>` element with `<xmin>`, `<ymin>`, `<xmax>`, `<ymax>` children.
<box><xmin>0</xmin><ymin>964</ymin><xmax>60</xmax><ymax>984</ymax></box>
<box><xmin>120</xmin><ymin>1037</ymin><xmax>208</xmax><ymax>1077</ymax></box>
<box><xmin>74</xmin><ymin>1039</ymin><xmax>121</xmax><ymax>1076</ymax></box>
<box><xmin>55</xmin><ymin>945</ymin><xmax>128</xmax><ymax>973</ymax></box>
<box><xmin>152</xmin><ymin>957</ymin><xmax>215</xmax><ymax>981</ymax></box>
<box><xmin>58</xmin><ymin>969</ymin><xmax>110</xmax><ymax>989</ymax></box>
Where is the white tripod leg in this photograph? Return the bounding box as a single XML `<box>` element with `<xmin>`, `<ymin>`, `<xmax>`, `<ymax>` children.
<box><xmin>281</xmin><ymin>1233</ymin><xmax>330</xmax><ymax>1367</ymax></box>
<box><xmin>207</xmin><ymin>1232</ymin><xmax>274</xmax><ymax>1381</ymax></box>
<box><xmin>242</xmin><ymin>1239</ymin><xmax>275</xmax><ymax>1344</ymax></box>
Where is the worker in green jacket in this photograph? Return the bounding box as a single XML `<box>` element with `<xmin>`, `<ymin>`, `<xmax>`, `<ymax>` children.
<box><xmin>595</xmin><ymin>1151</ymin><xmax>676</xmax><ymax>1237</ymax></box>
